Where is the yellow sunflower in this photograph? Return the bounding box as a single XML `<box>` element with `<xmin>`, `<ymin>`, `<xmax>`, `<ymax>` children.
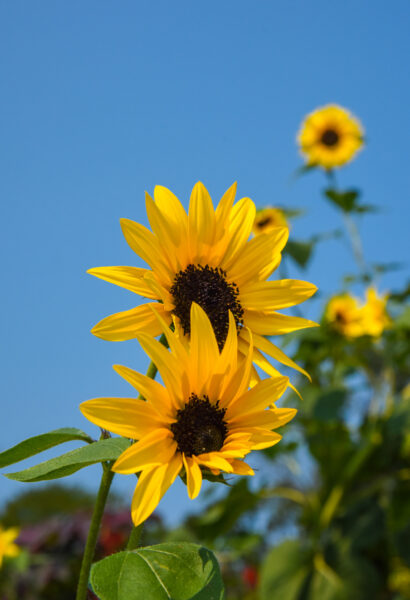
<box><xmin>0</xmin><ymin>525</ymin><xmax>20</xmax><ymax>567</ymax></box>
<box><xmin>360</xmin><ymin>287</ymin><xmax>391</xmax><ymax>337</ymax></box>
<box><xmin>253</xmin><ymin>208</ymin><xmax>288</xmax><ymax>236</ymax></box>
<box><xmin>325</xmin><ymin>293</ymin><xmax>363</xmax><ymax>337</ymax></box>
<box><xmin>298</xmin><ymin>105</ymin><xmax>364</xmax><ymax>169</ymax></box>
<box><xmin>88</xmin><ymin>182</ymin><xmax>317</xmax><ymax>382</ymax></box>
<box><xmin>81</xmin><ymin>304</ymin><xmax>295</xmax><ymax>526</ymax></box>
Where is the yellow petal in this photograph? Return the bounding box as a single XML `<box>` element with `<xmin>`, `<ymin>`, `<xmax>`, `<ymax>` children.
<box><xmin>273</xmin><ymin>407</ymin><xmax>298</xmax><ymax>427</ymax></box>
<box><xmin>113</xmin><ymin>430</ymin><xmax>176</xmax><ymax>473</ymax></box>
<box><xmin>80</xmin><ymin>397</ymin><xmax>160</xmax><ymax>439</ymax></box>
<box><xmin>226</xmin><ymin>375</ymin><xmax>289</xmax><ymax>417</ymax></box>
<box><xmin>222</xmin><ymin>197</ymin><xmax>256</xmax><ymax>269</ymax></box>
<box><xmin>91</xmin><ymin>303</ymin><xmax>167</xmax><ymax>341</ymax></box>
<box><xmin>145</xmin><ymin>192</ymin><xmax>181</xmax><ymax>272</ymax></box>
<box><xmin>241</xmin><ymin>328</ymin><xmax>311</xmax><ymax>381</ymax></box>
<box><xmin>196</xmin><ymin>453</ymin><xmax>234</xmax><ymax>472</ymax></box>
<box><xmin>244</xmin><ymin>310</ymin><xmax>318</xmax><ymax>335</ymax></box>
<box><xmin>120</xmin><ymin>219</ymin><xmax>172</xmax><ymax>285</ymax></box>
<box><xmin>230</xmin><ymin>459</ymin><xmax>254</xmax><ymax>475</ymax></box>
<box><xmin>249</xmin><ymin>430</ymin><xmax>282</xmax><ymax>450</ymax></box>
<box><xmin>240</xmin><ymin>279</ymin><xmax>317</xmax><ymax>310</ymax></box>
<box><xmin>219</xmin><ymin>329</ymin><xmax>254</xmax><ymax>408</ymax></box>
<box><xmin>228</xmin><ymin>227</ymin><xmax>289</xmax><ymax>287</ymax></box>
<box><xmin>214</xmin><ymin>182</ymin><xmax>237</xmax><ymax>242</ymax></box>
<box><xmin>188</xmin><ymin>182</ymin><xmax>216</xmax><ymax>261</ymax></box>
<box><xmin>112</xmin><ymin>365</ymin><xmax>173</xmax><ymax>418</ymax></box>
<box><xmin>136</xmin><ymin>333</ymin><xmax>183</xmax><ymax>405</ymax></box>
<box><xmin>154</xmin><ymin>185</ymin><xmax>188</xmax><ymax>240</ymax></box>
<box><xmin>189</xmin><ymin>303</ymin><xmax>219</xmax><ymax>394</ymax></box>
<box><xmin>130</xmin><ymin>455</ymin><xmax>182</xmax><ymax>526</ymax></box>
<box><xmin>183</xmin><ymin>455</ymin><xmax>203</xmax><ymax>499</ymax></box>
<box><xmin>87</xmin><ymin>266</ymin><xmax>159</xmax><ymax>298</ymax></box>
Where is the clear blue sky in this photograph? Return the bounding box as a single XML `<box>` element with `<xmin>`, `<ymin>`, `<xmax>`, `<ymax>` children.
<box><xmin>1</xmin><ymin>1</ymin><xmax>409</xmax><ymax>525</ymax></box>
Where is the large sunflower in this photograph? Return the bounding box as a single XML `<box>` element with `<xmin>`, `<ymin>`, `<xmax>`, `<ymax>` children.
<box><xmin>88</xmin><ymin>182</ymin><xmax>317</xmax><ymax>382</ymax></box>
<box><xmin>298</xmin><ymin>105</ymin><xmax>364</xmax><ymax>169</ymax></box>
<box><xmin>80</xmin><ymin>304</ymin><xmax>294</xmax><ymax>526</ymax></box>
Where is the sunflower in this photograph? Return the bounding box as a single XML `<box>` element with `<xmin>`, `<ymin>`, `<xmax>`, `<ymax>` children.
<box><xmin>298</xmin><ymin>105</ymin><xmax>364</xmax><ymax>169</ymax></box>
<box><xmin>253</xmin><ymin>208</ymin><xmax>288</xmax><ymax>236</ymax></box>
<box><xmin>0</xmin><ymin>525</ymin><xmax>20</xmax><ymax>567</ymax></box>
<box><xmin>88</xmin><ymin>182</ymin><xmax>317</xmax><ymax>382</ymax></box>
<box><xmin>360</xmin><ymin>287</ymin><xmax>391</xmax><ymax>337</ymax></box>
<box><xmin>325</xmin><ymin>293</ymin><xmax>363</xmax><ymax>337</ymax></box>
<box><xmin>80</xmin><ymin>304</ymin><xmax>295</xmax><ymax>526</ymax></box>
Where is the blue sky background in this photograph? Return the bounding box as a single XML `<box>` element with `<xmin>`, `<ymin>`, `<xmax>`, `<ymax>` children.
<box><xmin>1</xmin><ymin>1</ymin><xmax>409</xmax><ymax>526</ymax></box>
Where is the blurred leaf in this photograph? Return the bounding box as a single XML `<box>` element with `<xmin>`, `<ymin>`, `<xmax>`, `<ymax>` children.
<box><xmin>90</xmin><ymin>543</ymin><xmax>225</xmax><ymax>600</ymax></box>
<box><xmin>5</xmin><ymin>437</ymin><xmax>129</xmax><ymax>482</ymax></box>
<box><xmin>0</xmin><ymin>428</ymin><xmax>93</xmax><ymax>468</ymax></box>
<box><xmin>324</xmin><ymin>188</ymin><xmax>359</xmax><ymax>212</ymax></box>
<box><xmin>304</xmin><ymin>388</ymin><xmax>347</xmax><ymax>422</ymax></box>
<box><xmin>286</xmin><ymin>240</ymin><xmax>314</xmax><ymax>268</ymax></box>
<box><xmin>260</xmin><ymin>540</ymin><xmax>312</xmax><ymax>600</ymax></box>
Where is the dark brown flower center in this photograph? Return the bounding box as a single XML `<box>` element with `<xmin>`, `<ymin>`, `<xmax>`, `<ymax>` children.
<box><xmin>170</xmin><ymin>264</ymin><xmax>243</xmax><ymax>350</ymax></box>
<box><xmin>171</xmin><ymin>394</ymin><xmax>228</xmax><ymax>457</ymax></box>
<box><xmin>256</xmin><ymin>216</ymin><xmax>272</xmax><ymax>229</ymax></box>
<box><xmin>321</xmin><ymin>128</ymin><xmax>340</xmax><ymax>147</ymax></box>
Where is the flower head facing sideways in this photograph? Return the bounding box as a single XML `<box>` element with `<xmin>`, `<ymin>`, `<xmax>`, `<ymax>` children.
<box><xmin>88</xmin><ymin>182</ymin><xmax>317</xmax><ymax>384</ymax></box>
<box><xmin>80</xmin><ymin>304</ymin><xmax>295</xmax><ymax>526</ymax></box>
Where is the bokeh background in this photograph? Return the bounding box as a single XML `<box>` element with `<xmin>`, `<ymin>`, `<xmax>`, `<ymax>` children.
<box><xmin>1</xmin><ymin>0</ymin><xmax>409</xmax><ymax>536</ymax></box>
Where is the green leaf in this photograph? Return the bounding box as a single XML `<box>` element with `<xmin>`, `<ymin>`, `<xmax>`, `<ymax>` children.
<box><xmin>260</xmin><ymin>540</ymin><xmax>313</xmax><ymax>600</ymax></box>
<box><xmin>324</xmin><ymin>188</ymin><xmax>360</xmax><ymax>212</ymax></box>
<box><xmin>285</xmin><ymin>240</ymin><xmax>314</xmax><ymax>268</ymax></box>
<box><xmin>90</xmin><ymin>543</ymin><xmax>225</xmax><ymax>600</ymax></box>
<box><xmin>4</xmin><ymin>437</ymin><xmax>130</xmax><ymax>482</ymax></box>
<box><xmin>0</xmin><ymin>427</ymin><xmax>93</xmax><ymax>469</ymax></box>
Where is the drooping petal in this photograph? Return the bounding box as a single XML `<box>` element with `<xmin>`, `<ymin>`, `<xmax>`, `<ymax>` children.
<box><xmin>182</xmin><ymin>455</ymin><xmax>203</xmax><ymax>499</ymax></box>
<box><xmin>244</xmin><ymin>310</ymin><xmax>318</xmax><ymax>335</ymax></box>
<box><xmin>240</xmin><ymin>279</ymin><xmax>317</xmax><ymax>310</ymax></box>
<box><xmin>230</xmin><ymin>459</ymin><xmax>254</xmax><ymax>476</ymax></box>
<box><xmin>113</xmin><ymin>430</ymin><xmax>176</xmax><ymax>474</ymax></box>
<box><xmin>130</xmin><ymin>455</ymin><xmax>182</xmax><ymax>526</ymax></box>
<box><xmin>87</xmin><ymin>266</ymin><xmax>159</xmax><ymax>298</ymax></box>
<box><xmin>79</xmin><ymin>397</ymin><xmax>160</xmax><ymax>439</ymax></box>
<box><xmin>91</xmin><ymin>303</ymin><xmax>167</xmax><ymax>341</ymax></box>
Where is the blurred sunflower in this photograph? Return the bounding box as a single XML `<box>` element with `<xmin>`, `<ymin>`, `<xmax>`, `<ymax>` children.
<box><xmin>325</xmin><ymin>288</ymin><xmax>390</xmax><ymax>338</ymax></box>
<box><xmin>81</xmin><ymin>304</ymin><xmax>295</xmax><ymax>526</ymax></box>
<box><xmin>88</xmin><ymin>182</ymin><xmax>317</xmax><ymax>382</ymax></box>
<box><xmin>298</xmin><ymin>105</ymin><xmax>364</xmax><ymax>169</ymax></box>
<box><xmin>360</xmin><ymin>287</ymin><xmax>391</xmax><ymax>337</ymax></box>
<box><xmin>325</xmin><ymin>293</ymin><xmax>363</xmax><ymax>337</ymax></box>
<box><xmin>253</xmin><ymin>207</ymin><xmax>288</xmax><ymax>236</ymax></box>
<box><xmin>0</xmin><ymin>525</ymin><xmax>20</xmax><ymax>567</ymax></box>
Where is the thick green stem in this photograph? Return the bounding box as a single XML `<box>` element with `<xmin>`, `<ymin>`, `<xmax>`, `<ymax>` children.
<box><xmin>126</xmin><ymin>523</ymin><xmax>144</xmax><ymax>550</ymax></box>
<box><xmin>76</xmin><ymin>463</ymin><xmax>115</xmax><ymax>600</ymax></box>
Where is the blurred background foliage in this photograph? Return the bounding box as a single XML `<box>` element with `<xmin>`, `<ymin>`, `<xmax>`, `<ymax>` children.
<box><xmin>1</xmin><ymin>121</ymin><xmax>409</xmax><ymax>599</ymax></box>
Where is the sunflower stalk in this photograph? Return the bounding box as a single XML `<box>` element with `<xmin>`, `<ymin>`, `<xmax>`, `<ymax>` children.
<box><xmin>76</xmin><ymin>334</ymin><xmax>168</xmax><ymax>599</ymax></box>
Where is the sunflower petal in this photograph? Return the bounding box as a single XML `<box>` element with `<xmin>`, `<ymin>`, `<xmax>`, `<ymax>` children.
<box><xmin>183</xmin><ymin>455</ymin><xmax>203</xmax><ymax>499</ymax></box>
<box><xmin>226</xmin><ymin>375</ymin><xmax>289</xmax><ymax>417</ymax></box>
<box><xmin>112</xmin><ymin>365</ymin><xmax>173</xmax><ymax>417</ymax></box>
<box><xmin>130</xmin><ymin>455</ymin><xmax>182</xmax><ymax>526</ymax></box>
<box><xmin>244</xmin><ymin>310</ymin><xmax>318</xmax><ymax>335</ymax></box>
<box><xmin>113</xmin><ymin>430</ymin><xmax>176</xmax><ymax>474</ymax></box>
<box><xmin>79</xmin><ymin>397</ymin><xmax>160</xmax><ymax>439</ymax></box>
<box><xmin>87</xmin><ymin>266</ymin><xmax>159</xmax><ymax>298</ymax></box>
<box><xmin>222</xmin><ymin>197</ymin><xmax>256</xmax><ymax>269</ymax></box>
<box><xmin>189</xmin><ymin>303</ymin><xmax>219</xmax><ymax>393</ymax></box>
<box><xmin>91</xmin><ymin>303</ymin><xmax>166</xmax><ymax>341</ymax></box>
<box><xmin>230</xmin><ymin>459</ymin><xmax>254</xmax><ymax>475</ymax></box>
<box><xmin>240</xmin><ymin>279</ymin><xmax>317</xmax><ymax>310</ymax></box>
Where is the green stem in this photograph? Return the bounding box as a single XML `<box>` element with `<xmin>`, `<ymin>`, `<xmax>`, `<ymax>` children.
<box><xmin>342</xmin><ymin>212</ymin><xmax>367</xmax><ymax>276</ymax></box>
<box><xmin>126</xmin><ymin>523</ymin><xmax>144</xmax><ymax>550</ymax></box>
<box><xmin>76</xmin><ymin>462</ymin><xmax>115</xmax><ymax>600</ymax></box>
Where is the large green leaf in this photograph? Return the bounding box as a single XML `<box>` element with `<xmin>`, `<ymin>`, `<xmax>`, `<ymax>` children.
<box><xmin>260</xmin><ymin>540</ymin><xmax>313</xmax><ymax>600</ymax></box>
<box><xmin>4</xmin><ymin>437</ymin><xmax>130</xmax><ymax>482</ymax></box>
<box><xmin>0</xmin><ymin>427</ymin><xmax>93</xmax><ymax>469</ymax></box>
<box><xmin>90</xmin><ymin>543</ymin><xmax>225</xmax><ymax>600</ymax></box>
<box><xmin>324</xmin><ymin>188</ymin><xmax>360</xmax><ymax>212</ymax></box>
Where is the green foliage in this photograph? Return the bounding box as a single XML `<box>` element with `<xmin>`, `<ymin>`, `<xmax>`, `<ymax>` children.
<box><xmin>0</xmin><ymin>427</ymin><xmax>93</xmax><ymax>468</ymax></box>
<box><xmin>5</xmin><ymin>437</ymin><xmax>129</xmax><ymax>482</ymax></box>
<box><xmin>324</xmin><ymin>188</ymin><xmax>377</xmax><ymax>213</ymax></box>
<box><xmin>90</xmin><ymin>543</ymin><xmax>225</xmax><ymax>600</ymax></box>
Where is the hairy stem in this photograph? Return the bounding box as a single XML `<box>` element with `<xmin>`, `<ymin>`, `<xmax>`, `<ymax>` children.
<box><xmin>76</xmin><ymin>462</ymin><xmax>115</xmax><ymax>600</ymax></box>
